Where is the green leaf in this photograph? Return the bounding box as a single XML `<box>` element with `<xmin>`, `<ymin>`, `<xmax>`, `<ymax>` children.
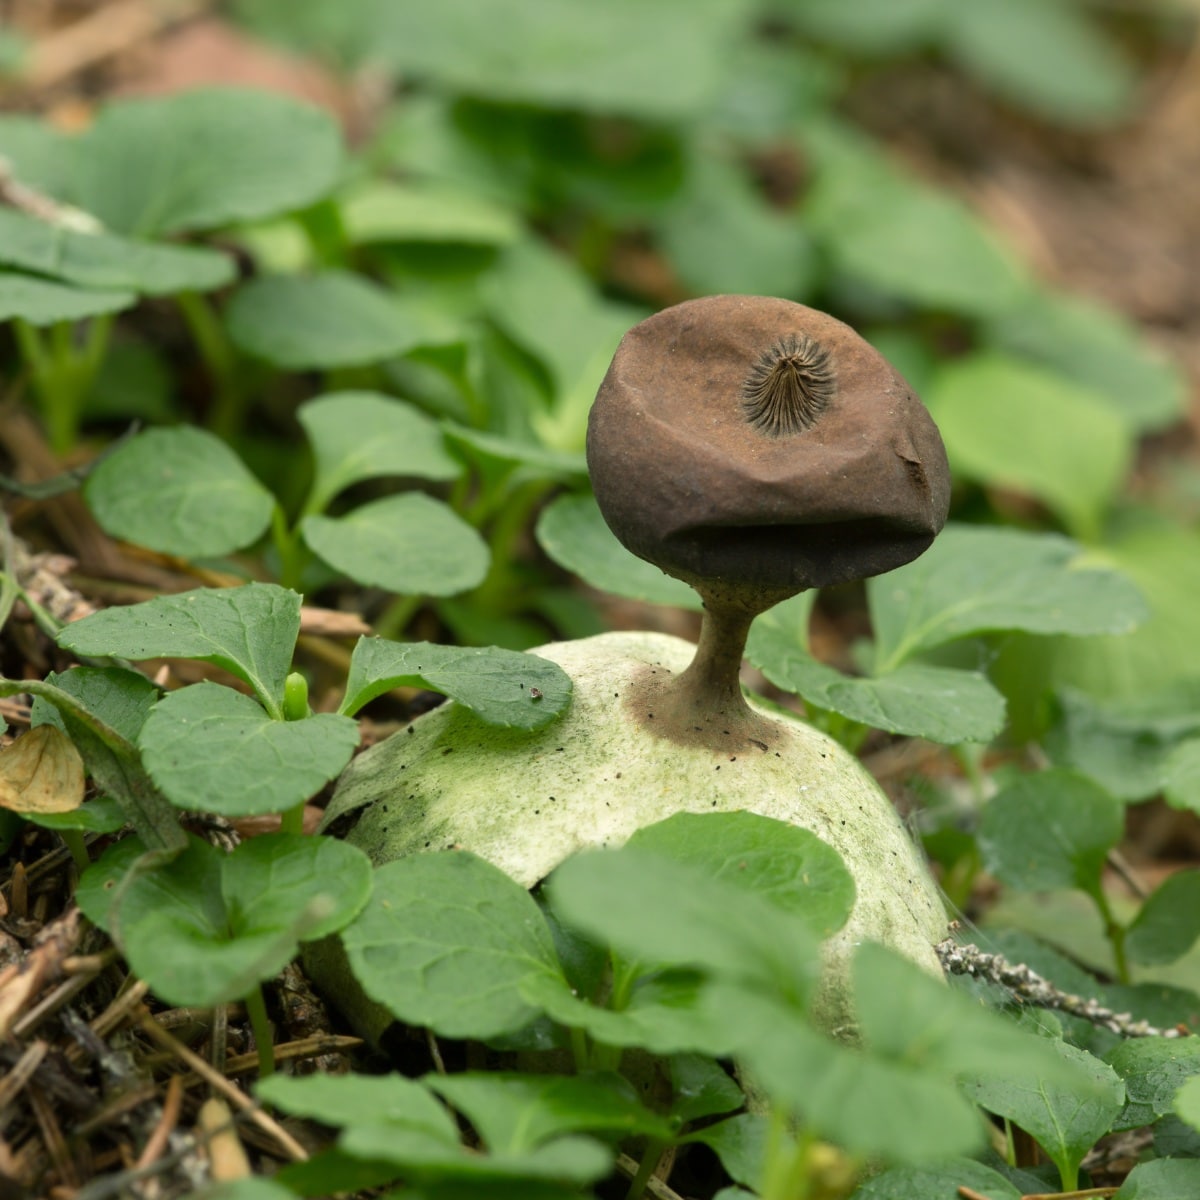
<box><xmin>1116</xmin><ymin>1158</ymin><xmax>1200</xmax><ymax>1199</ymax></box>
<box><xmin>0</xmin><ymin>209</ymin><xmax>234</xmax><ymax>295</ymax></box>
<box><xmin>84</xmin><ymin>427</ymin><xmax>274</xmax><ymax>558</ymax></box>
<box><xmin>535</xmin><ymin>493</ymin><xmax>700</xmax><ymax>610</ymax></box>
<box><xmin>869</xmin><ymin>524</ymin><xmax>1148</xmax><ymax>671</ymax></box>
<box><xmin>962</xmin><ymin>1036</ymin><xmax>1124</xmax><ymax>1190</ymax></box>
<box><xmin>257</xmin><ymin>1072</ymin><xmax>458</xmax><ymax>1140</ymax></box>
<box><xmin>805</xmin><ymin>135</ymin><xmax>1026</xmax><ymax>318</ymax></box>
<box><xmin>1165</xmin><ymin>740</ymin><xmax>1200</xmax><ymax>816</ymax></box>
<box><xmin>978</xmin><ymin>770</ymin><xmax>1124</xmax><ymax>895</ymax></box>
<box><xmin>359</xmin><ymin>0</ymin><xmax>745</xmax><ymax>120</ymax></box>
<box><xmin>57</xmin><ymin>583</ymin><xmax>301</xmax><ymax>715</ymax></box>
<box><xmin>78</xmin><ymin>833</ymin><xmax>371</xmax><ymax>1005</ymax></box>
<box><xmin>944</xmin><ymin>0</ymin><xmax>1135</xmax><ymax>127</ymax></box>
<box><xmin>340</xmin><ymin>850</ymin><xmax>567</xmax><ymax>1039</ymax></box>
<box><xmin>627</xmin><ymin>811</ymin><xmax>854</xmax><ymax>939</ymax></box>
<box><xmin>61</xmin><ymin>88</ymin><xmax>343</xmax><ymax>237</ymax></box>
<box><xmin>340</xmin><ymin>1121</ymin><xmax>612</xmax><ymax>1187</ymax></box>
<box><xmin>658</xmin><ymin>146</ymin><xmax>815</xmax><ymax>298</ymax></box>
<box><xmin>1045</xmin><ymin>684</ymin><xmax>1200</xmax><ymax>804</ymax></box>
<box><xmin>546</xmin><ymin>846</ymin><xmax>819</xmax><ymax>1002</ymax></box>
<box><xmin>26</xmin><ymin>795</ymin><xmax>125</xmax><ymax>835</ymax></box>
<box><xmin>340</xmin><ymin>638</ymin><xmax>571</xmax><ymax>729</ymax></box>
<box><xmin>855</xmin><ymin>942</ymin><xmax>1111</xmax><ymax>1097</ymax></box>
<box><xmin>0</xmin><ymin>677</ymin><xmax>183</xmax><ymax>853</ymax></box>
<box><xmin>1106</xmin><ymin>1038</ymin><xmax>1200</xmax><ymax>1132</ymax></box>
<box><xmin>481</xmin><ymin>240</ymin><xmax>637</xmax><ymax>440</ymax></box>
<box><xmin>1175</xmin><ymin>1072</ymin><xmax>1200</xmax><ymax>1132</ymax></box>
<box><xmin>139</xmin><ymin>683</ymin><xmax>359</xmax><ymax>817</ymax></box>
<box><xmin>926</xmin><ymin>353</ymin><xmax>1132</xmax><ymax>540</ymax></box>
<box><xmin>689</xmin><ymin>1113</ymin><xmax>774</xmax><ymax>1192</ymax></box>
<box><xmin>525</xmin><ymin>968</ymin><xmax>741</xmax><ymax>1058</ymax></box>
<box><xmin>729</xmin><ymin>986</ymin><xmax>984</xmax><ymax>1163</ymax></box>
<box><xmin>668</xmin><ymin>1055</ymin><xmax>744</xmax><ymax>1124</ymax></box>
<box><xmin>746</xmin><ymin>604</ymin><xmax>1005</xmax><ymax>743</ymax></box>
<box><xmin>1045</xmin><ymin>519</ymin><xmax>1200</xmax><ymax>701</ymax></box>
<box><xmin>783</xmin><ymin>0</ymin><xmax>942</xmax><ymax>54</ymax></box>
<box><xmin>1127</xmin><ymin>872</ymin><xmax>1200</xmax><ymax>967</ymax></box>
<box><xmin>192</xmin><ymin>1182</ymin><xmax>298</xmax><ymax>1200</ymax></box>
<box><xmin>987</xmin><ymin>288</ymin><xmax>1187</xmax><ymax>434</ymax></box>
<box><xmin>426</xmin><ymin>1072</ymin><xmax>676</xmax><ymax>1152</ymax></box>
<box><xmin>298</xmin><ymin>391</ymin><xmax>461</xmax><ymax>513</ymax></box>
<box><xmin>340</xmin><ymin>179</ymin><xmax>520</xmax><ymax>246</ymax></box>
<box><xmin>0</xmin><ymin>272</ymin><xmax>134</xmax><ymax>324</ymax></box>
<box><xmin>849</xmin><ymin>1159</ymin><xmax>1021</xmax><ymax>1200</ymax></box>
<box><xmin>442</xmin><ymin>427</ymin><xmax>587</xmax><ymax>495</ymax></box>
<box><xmin>301</xmin><ymin>493</ymin><xmax>488</xmax><ymax>595</ymax></box>
<box><xmin>227</xmin><ymin>271</ymin><xmax>440</xmax><ymax>370</ymax></box>
<box><xmin>33</xmin><ymin>665</ymin><xmax>160</xmax><ymax>745</ymax></box>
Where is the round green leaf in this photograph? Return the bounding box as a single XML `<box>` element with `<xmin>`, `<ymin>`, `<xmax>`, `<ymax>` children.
<box><xmin>1114</xmin><ymin>1158</ymin><xmax>1200</xmax><ymax>1199</ymax></box>
<box><xmin>340</xmin><ymin>179</ymin><xmax>520</xmax><ymax>246</ymax></box>
<box><xmin>944</xmin><ymin>0</ymin><xmax>1135</xmax><ymax>127</ymax></box>
<box><xmin>78</xmin><ymin>833</ymin><xmax>371</xmax><ymax>1006</ymax></box>
<box><xmin>1165</xmin><ymin>739</ymin><xmax>1200</xmax><ymax>816</ymax></box>
<box><xmin>851</xmin><ymin>1160</ymin><xmax>1020</xmax><ymax>1200</ymax></box>
<box><xmin>0</xmin><ymin>208</ymin><xmax>234</xmax><ymax>296</ymax></box>
<box><xmin>927</xmin><ymin>353</ymin><xmax>1132</xmax><ymax>540</ymax></box>
<box><xmin>535</xmin><ymin>493</ymin><xmax>699</xmax><ymax>610</ymax></box>
<box><xmin>301</xmin><ymin>493</ymin><xmax>488</xmax><ymax>595</ymax></box>
<box><xmin>140</xmin><ymin>683</ymin><xmax>359</xmax><ymax>816</ymax></box>
<box><xmin>341</xmin><ymin>850</ymin><xmax>566</xmax><ymax>1039</ymax></box>
<box><xmin>358</xmin><ymin>0</ymin><xmax>744</xmax><ymax>120</ymax></box>
<box><xmin>298</xmin><ymin>391</ymin><xmax>461</xmax><ymax>513</ymax></box>
<box><xmin>806</xmin><ymin>144</ymin><xmax>1027</xmax><ymax>318</ymax></box>
<box><xmin>341</xmin><ymin>638</ymin><xmax>571</xmax><ymax>730</ymax></box>
<box><xmin>1126</xmin><ymin>871</ymin><xmax>1200</xmax><ymax>968</ymax></box>
<box><xmin>57</xmin><ymin>583</ymin><xmax>301</xmax><ymax>714</ymax></box>
<box><xmin>868</xmin><ymin>524</ymin><xmax>1148</xmax><ymax>671</ymax></box>
<box><xmin>227</xmin><ymin>271</ymin><xmax>436</xmax><ymax>370</ymax></box>
<box><xmin>1106</xmin><ymin>1037</ymin><xmax>1200</xmax><ymax>1131</ymax></box>
<box><xmin>963</xmin><ymin>1036</ymin><xmax>1124</xmax><ymax>1189</ymax></box>
<box><xmin>978</xmin><ymin>769</ymin><xmax>1124</xmax><ymax>895</ymax></box>
<box><xmin>84</xmin><ymin>427</ymin><xmax>274</xmax><ymax>558</ymax></box>
<box><xmin>628</xmin><ymin>811</ymin><xmax>854</xmax><ymax>939</ymax></box>
<box><xmin>987</xmin><ymin>288</ymin><xmax>1186</xmax><ymax>434</ymax></box>
<box><xmin>69</xmin><ymin>88</ymin><xmax>344</xmax><ymax>237</ymax></box>
<box><xmin>0</xmin><ymin>272</ymin><xmax>134</xmax><ymax>325</ymax></box>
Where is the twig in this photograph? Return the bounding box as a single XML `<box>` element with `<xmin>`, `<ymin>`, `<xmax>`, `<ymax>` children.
<box><xmin>134</xmin><ymin>1073</ymin><xmax>184</xmax><ymax>1172</ymax></box>
<box><xmin>135</xmin><ymin>1011</ymin><xmax>309</xmax><ymax>1163</ymax></box>
<box><xmin>936</xmin><ymin>938</ymin><xmax>1189</xmax><ymax>1039</ymax></box>
<box><xmin>0</xmin><ymin>1039</ymin><xmax>48</xmax><ymax>1111</ymax></box>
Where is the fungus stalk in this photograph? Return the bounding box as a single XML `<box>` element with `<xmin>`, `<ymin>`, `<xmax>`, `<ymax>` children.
<box><xmin>640</xmin><ymin>584</ymin><xmax>796</xmax><ymax>744</ymax></box>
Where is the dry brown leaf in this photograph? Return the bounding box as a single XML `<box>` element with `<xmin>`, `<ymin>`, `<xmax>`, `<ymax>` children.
<box><xmin>0</xmin><ymin>725</ymin><xmax>86</xmax><ymax>814</ymax></box>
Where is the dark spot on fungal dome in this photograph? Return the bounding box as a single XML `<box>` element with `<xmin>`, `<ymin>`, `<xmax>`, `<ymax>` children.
<box><xmin>742</xmin><ymin>333</ymin><xmax>834</xmax><ymax>435</ymax></box>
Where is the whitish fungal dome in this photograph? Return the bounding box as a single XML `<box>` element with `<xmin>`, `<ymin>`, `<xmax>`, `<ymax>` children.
<box><xmin>586</xmin><ymin>295</ymin><xmax>951</xmax><ymax>598</ymax></box>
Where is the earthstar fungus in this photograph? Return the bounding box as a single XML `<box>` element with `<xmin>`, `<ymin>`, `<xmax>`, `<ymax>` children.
<box><xmin>587</xmin><ymin>294</ymin><xmax>951</xmax><ymax>744</ymax></box>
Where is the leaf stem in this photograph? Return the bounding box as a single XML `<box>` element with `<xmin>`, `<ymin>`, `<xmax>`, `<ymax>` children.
<box><xmin>278</xmin><ymin>802</ymin><xmax>306</xmax><ymax>836</ymax></box>
<box><xmin>374</xmin><ymin>594</ymin><xmax>422</xmax><ymax>642</ymax></box>
<box><xmin>176</xmin><ymin>291</ymin><xmax>243</xmax><ymax>440</ymax></box>
<box><xmin>244</xmin><ymin>984</ymin><xmax>276</xmax><ymax>1077</ymax></box>
<box><xmin>1090</xmin><ymin>885</ymin><xmax>1130</xmax><ymax>985</ymax></box>
<box><xmin>59</xmin><ymin>827</ymin><xmax>91</xmax><ymax>874</ymax></box>
<box><xmin>759</xmin><ymin>1107</ymin><xmax>811</xmax><ymax>1200</ymax></box>
<box><xmin>624</xmin><ymin>1138</ymin><xmax>668</xmax><ymax>1200</ymax></box>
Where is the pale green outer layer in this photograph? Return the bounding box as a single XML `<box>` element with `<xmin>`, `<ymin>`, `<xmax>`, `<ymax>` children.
<box><xmin>312</xmin><ymin>631</ymin><xmax>948</xmax><ymax>1040</ymax></box>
